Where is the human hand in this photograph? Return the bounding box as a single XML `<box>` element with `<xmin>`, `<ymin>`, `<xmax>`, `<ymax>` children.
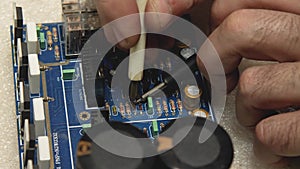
<box><xmin>197</xmin><ymin>0</ymin><xmax>300</xmax><ymax>166</ymax></box>
<box><xmin>94</xmin><ymin>0</ymin><xmax>204</xmax><ymax>49</ymax></box>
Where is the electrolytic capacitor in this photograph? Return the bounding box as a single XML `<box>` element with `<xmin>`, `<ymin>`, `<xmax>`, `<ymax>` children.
<box><xmin>183</xmin><ymin>85</ymin><xmax>202</xmax><ymax>110</ymax></box>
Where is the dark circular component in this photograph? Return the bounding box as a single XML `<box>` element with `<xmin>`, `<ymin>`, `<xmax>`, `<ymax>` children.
<box><xmin>159</xmin><ymin>117</ymin><xmax>234</xmax><ymax>169</ymax></box>
<box><xmin>76</xmin><ymin>122</ymin><xmax>156</xmax><ymax>169</ymax></box>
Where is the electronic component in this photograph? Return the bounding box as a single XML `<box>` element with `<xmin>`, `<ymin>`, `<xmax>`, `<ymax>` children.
<box><xmin>183</xmin><ymin>85</ymin><xmax>202</xmax><ymax>110</ymax></box>
<box><xmin>52</xmin><ymin>27</ymin><xmax>58</xmax><ymax>42</ymax></box>
<box><xmin>23</xmin><ymin>119</ymin><xmax>30</xmax><ymax>155</ymax></box>
<box><xmin>180</xmin><ymin>47</ymin><xmax>197</xmax><ymax>60</ymax></box>
<box><xmin>28</xmin><ymin>54</ymin><xmax>40</xmax><ymax>94</ymax></box>
<box><xmin>39</xmin><ymin>32</ymin><xmax>46</xmax><ymax>50</ymax></box>
<box><xmin>76</xmin><ymin>122</ymin><xmax>156</xmax><ymax>169</ymax></box>
<box><xmin>46</xmin><ymin>30</ymin><xmax>53</xmax><ymax>50</ymax></box>
<box><xmin>26</xmin><ymin>160</ymin><xmax>34</xmax><ymax>169</ymax></box>
<box><xmin>159</xmin><ymin>117</ymin><xmax>233</xmax><ymax>169</ymax></box>
<box><xmin>37</xmin><ymin>136</ymin><xmax>51</xmax><ymax>169</ymax></box>
<box><xmin>147</xmin><ymin>97</ymin><xmax>154</xmax><ymax>116</ymax></box>
<box><xmin>26</xmin><ymin>22</ymin><xmax>39</xmax><ymax>54</ymax></box>
<box><xmin>152</xmin><ymin>120</ymin><xmax>159</xmax><ymax>137</ymax></box>
<box><xmin>11</xmin><ymin>4</ymin><xmax>234</xmax><ymax>169</ymax></box>
<box><xmin>33</xmin><ymin>98</ymin><xmax>45</xmax><ymax>137</ymax></box>
<box><xmin>54</xmin><ymin>45</ymin><xmax>60</xmax><ymax>60</ymax></box>
<box><xmin>79</xmin><ymin>111</ymin><xmax>91</xmax><ymax>121</ymax></box>
<box><xmin>19</xmin><ymin>81</ymin><xmax>25</xmax><ymax>111</ymax></box>
<box><xmin>191</xmin><ymin>108</ymin><xmax>209</xmax><ymax>118</ymax></box>
<box><xmin>13</xmin><ymin>4</ymin><xmax>23</xmax><ymax>50</ymax></box>
<box><xmin>62</xmin><ymin>68</ymin><xmax>75</xmax><ymax>80</ymax></box>
<box><xmin>111</xmin><ymin>105</ymin><xmax>118</xmax><ymax>116</ymax></box>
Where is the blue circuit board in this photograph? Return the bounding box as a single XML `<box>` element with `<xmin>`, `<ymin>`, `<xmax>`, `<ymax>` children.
<box><xmin>11</xmin><ymin>22</ymin><xmax>215</xmax><ymax>169</ymax></box>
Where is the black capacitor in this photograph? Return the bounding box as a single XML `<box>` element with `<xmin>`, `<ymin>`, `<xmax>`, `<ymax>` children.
<box><xmin>159</xmin><ymin>117</ymin><xmax>234</xmax><ymax>169</ymax></box>
<box><xmin>14</xmin><ymin>7</ymin><xmax>23</xmax><ymax>49</ymax></box>
<box><xmin>20</xmin><ymin>110</ymin><xmax>30</xmax><ymax>130</ymax></box>
<box><xmin>129</xmin><ymin>81</ymin><xmax>140</xmax><ymax>103</ymax></box>
<box><xmin>19</xmin><ymin>65</ymin><xmax>28</xmax><ymax>82</ymax></box>
<box><xmin>76</xmin><ymin>122</ymin><xmax>156</xmax><ymax>169</ymax></box>
<box><xmin>15</xmin><ymin>7</ymin><xmax>23</xmax><ymax>28</ymax></box>
<box><xmin>21</xmin><ymin>42</ymin><xmax>28</xmax><ymax>65</ymax></box>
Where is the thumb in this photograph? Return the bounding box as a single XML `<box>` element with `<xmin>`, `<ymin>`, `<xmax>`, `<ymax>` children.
<box><xmin>255</xmin><ymin>111</ymin><xmax>300</xmax><ymax>162</ymax></box>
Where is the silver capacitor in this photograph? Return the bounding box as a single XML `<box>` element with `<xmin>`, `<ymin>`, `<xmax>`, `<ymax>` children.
<box><xmin>183</xmin><ymin>85</ymin><xmax>202</xmax><ymax>110</ymax></box>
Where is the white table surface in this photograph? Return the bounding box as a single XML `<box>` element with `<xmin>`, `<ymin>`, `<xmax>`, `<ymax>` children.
<box><xmin>0</xmin><ymin>0</ymin><xmax>298</xmax><ymax>169</ymax></box>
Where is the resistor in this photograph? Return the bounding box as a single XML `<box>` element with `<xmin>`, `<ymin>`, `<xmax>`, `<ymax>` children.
<box><xmin>177</xmin><ymin>99</ymin><xmax>183</xmax><ymax>114</ymax></box>
<box><xmin>162</xmin><ymin>100</ymin><xmax>168</xmax><ymax>116</ymax></box>
<box><xmin>119</xmin><ymin>103</ymin><xmax>125</xmax><ymax>117</ymax></box>
<box><xmin>166</xmin><ymin>58</ymin><xmax>172</xmax><ymax>71</ymax></box>
<box><xmin>143</xmin><ymin>128</ymin><xmax>147</xmax><ymax>134</ymax></box>
<box><xmin>125</xmin><ymin>102</ymin><xmax>131</xmax><ymax>115</ymax></box>
<box><xmin>170</xmin><ymin>100</ymin><xmax>176</xmax><ymax>116</ymax></box>
<box><xmin>105</xmin><ymin>102</ymin><xmax>110</xmax><ymax>110</ymax></box>
<box><xmin>160</xmin><ymin>62</ymin><xmax>164</xmax><ymax>70</ymax></box>
<box><xmin>52</xmin><ymin>27</ymin><xmax>58</xmax><ymax>42</ymax></box>
<box><xmin>54</xmin><ymin>45</ymin><xmax>60</xmax><ymax>60</ymax></box>
<box><xmin>156</xmin><ymin>100</ymin><xmax>162</xmax><ymax>116</ymax></box>
<box><xmin>47</xmin><ymin>31</ymin><xmax>53</xmax><ymax>50</ymax></box>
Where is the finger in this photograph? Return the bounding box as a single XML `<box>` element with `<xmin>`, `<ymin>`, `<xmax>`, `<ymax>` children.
<box><xmin>236</xmin><ymin>63</ymin><xmax>300</xmax><ymax>127</ymax></box>
<box><xmin>253</xmin><ymin>138</ymin><xmax>288</xmax><ymax>166</ymax></box>
<box><xmin>255</xmin><ymin>111</ymin><xmax>300</xmax><ymax>161</ymax></box>
<box><xmin>211</xmin><ymin>0</ymin><xmax>300</xmax><ymax>29</ymax></box>
<box><xmin>199</xmin><ymin>9</ymin><xmax>300</xmax><ymax>92</ymax></box>
<box><xmin>95</xmin><ymin>0</ymin><xmax>140</xmax><ymax>49</ymax></box>
<box><xmin>145</xmin><ymin>0</ymin><xmax>204</xmax><ymax>31</ymax></box>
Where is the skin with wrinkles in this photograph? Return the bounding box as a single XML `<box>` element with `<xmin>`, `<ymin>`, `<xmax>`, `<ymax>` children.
<box><xmin>95</xmin><ymin>0</ymin><xmax>300</xmax><ymax>166</ymax></box>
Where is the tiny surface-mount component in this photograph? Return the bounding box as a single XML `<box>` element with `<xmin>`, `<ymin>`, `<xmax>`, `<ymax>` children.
<box><xmin>28</xmin><ymin>54</ymin><xmax>40</xmax><ymax>94</ymax></box>
<box><xmin>147</xmin><ymin>97</ymin><xmax>154</xmax><ymax>116</ymax></box>
<box><xmin>152</xmin><ymin>120</ymin><xmax>159</xmax><ymax>137</ymax></box>
<box><xmin>33</xmin><ymin>98</ymin><xmax>45</xmax><ymax>137</ymax></box>
<box><xmin>37</xmin><ymin>136</ymin><xmax>50</xmax><ymax>169</ymax></box>
<box><xmin>62</xmin><ymin>68</ymin><xmax>75</xmax><ymax>80</ymax></box>
<box><xmin>39</xmin><ymin>32</ymin><xmax>46</xmax><ymax>50</ymax></box>
<box><xmin>26</xmin><ymin>22</ymin><xmax>39</xmax><ymax>54</ymax></box>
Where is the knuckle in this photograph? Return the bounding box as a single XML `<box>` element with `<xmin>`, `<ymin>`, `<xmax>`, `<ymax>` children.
<box><xmin>211</xmin><ymin>0</ymin><xmax>225</xmax><ymax>26</ymax></box>
<box><xmin>238</xmin><ymin>66</ymin><xmax>262</xmax><ymax>100</ymax></box>
<box><xmin>220</xmin><ymin>9</ymin><xmax>299</xmax><ymax>50</ymax></box>
<box><xmin>221</xmin><ymin>9</ymin><xmax>253</xmax><ymax>37</ymax></box>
